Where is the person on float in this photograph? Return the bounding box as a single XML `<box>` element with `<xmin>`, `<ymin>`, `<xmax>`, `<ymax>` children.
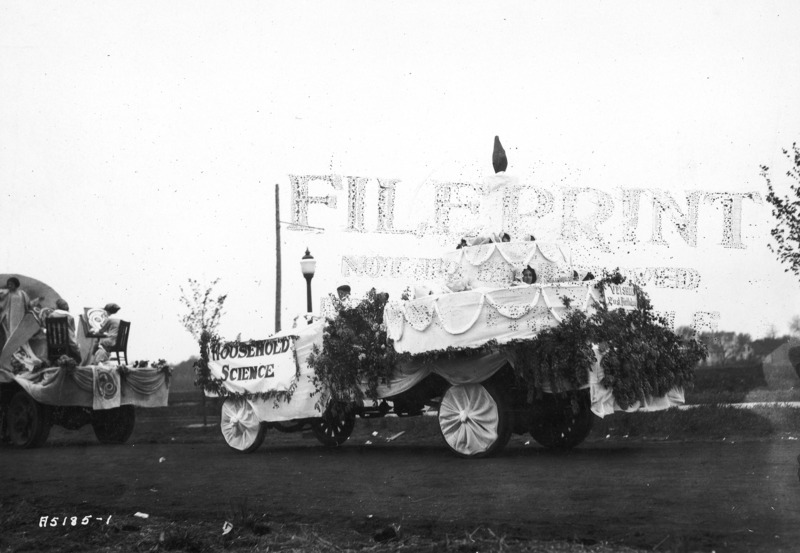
<box><xmin>322</xmin><ymin>282</ymin><xmax>353</xmax><ymax>317</ymax></box>
<box><xmin>97</xmin><ymin>303</ymin><xmax>122</xmax><ymax>351</ymax></box>
<box><xmin>49</xmin><ymin>299</ymin><xmax>82</xmax><ymax>363</ymax></box>
<box><xmin>336</xmin><ymin>284</ymin><xmax>351</xmax><ymax>301</ymax></box>
<box><xmin>521</xmin><ymin>266</ymin><xmax>537</xmax><ymax>285</ymax></box>
<box><xmin>510</xmin><ymin>266</ymin><xmax>537</xmax><ymax>286</ymax></box>
<box><xmin>0</xmin><ymin>277</ymin><xmax>31</xmax><ymax>346</ymax></box>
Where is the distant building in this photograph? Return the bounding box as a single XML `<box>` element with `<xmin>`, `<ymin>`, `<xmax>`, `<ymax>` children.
<box><xmin>763</xmin><ymin>339</ymin><xmax>800</xmax><ymax>389</ymax></box>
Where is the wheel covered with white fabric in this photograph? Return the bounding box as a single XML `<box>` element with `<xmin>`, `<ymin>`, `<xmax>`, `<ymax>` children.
<box><xmin>530</xmin><ymin>389</ymin><xmax>594</xmax><ymax>449</ymax></box>
<box><xmin>311</xmin><ymin>401</ymin><xmax>356</xmax><ymax>447</ymax></box>
<box><xmin>220</xmin><ymin>398</ymin><xmax>266</xmax><ymax>453</ymax></box>
<box><xmin>438</xmin><ymin>382</ymin><xmax>512</xmax><ymax>458</ymax></box>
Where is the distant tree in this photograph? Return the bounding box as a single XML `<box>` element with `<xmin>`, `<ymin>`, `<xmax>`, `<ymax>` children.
<box><xmin>790</xmin><ymin>315</ymin><xmax>800</xmax><ymax>337</ymax></box>
<box><xmin>762</xmin><ymin>143</ymin><xmax>800</xmax><ymax>278</ymax></box>
<box><xmin>699</xmin><ymin>331</ymin><xmax>753</xmax><ymax>366</ymax></box>
<box><xmin>766</xmin><ymin>324</ymin><xmax>778</xmax><ymax>339</ymax></box>
<box><xmin>735</xmin><ymin>332</ymin><xmax>752</xmax><ymax>356</ymax></box>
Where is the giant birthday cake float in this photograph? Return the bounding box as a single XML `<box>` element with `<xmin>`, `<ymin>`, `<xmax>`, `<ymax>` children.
<box><xmin>385</xmin><ymin>137</ymin><xmax>601</xmax><ymax>355</ymax></box>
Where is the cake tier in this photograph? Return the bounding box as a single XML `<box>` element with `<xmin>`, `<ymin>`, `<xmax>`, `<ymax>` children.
<box><xmin>385</xmin><ymin>282</ymin><xmax>601</xmax><ymax>355</ymax></box>
<box><xmin>442</xmin><ymin>241</ymin><xmax>575</xmax><ymax>290</ymax></box>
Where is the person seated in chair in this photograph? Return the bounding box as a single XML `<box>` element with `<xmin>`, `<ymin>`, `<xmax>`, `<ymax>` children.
<box><xmin>92</xmin><ymin>303</ymin><xmax>122</xmax><ymax>364</ymax></box>
<box><xmin>49</xmin><ymin>299</ymin><xmax>82</xmax><ymax>363</ymax></box>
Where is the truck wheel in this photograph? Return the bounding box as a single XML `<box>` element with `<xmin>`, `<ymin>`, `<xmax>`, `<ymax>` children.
<box><xmin>92</xmin><ymin>405</ymin><xmax>136</xmax><ymax>444</ymax></box>
<box><xmin>530</xmin><ymin>390</ymin><xmax>594</xmax><ymax>449</ymax></box>
<box><xmin>311</xmin><ymin>401</ymin><xmax>355</xmax><ymax>447</ymax></box>
<box><xmin>7</xmin><ymin>391</ymin><xmax>52</xmax><ymax>448</ymax></box>
<box><xmin>220</xmin><ymin>398</ymin><xmax>265</xmax><ymax>453</ymax></box>
<box><xmin>438</xmin><ymin>382</ymin><xmax>512</xmax><ymax>458</ymax></box>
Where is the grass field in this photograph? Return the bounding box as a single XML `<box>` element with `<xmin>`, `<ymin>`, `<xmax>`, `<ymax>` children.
<box><xmin>6</xmin><ymin>363</ymin><xmax>799</xmax><ymax>553</ymax></box>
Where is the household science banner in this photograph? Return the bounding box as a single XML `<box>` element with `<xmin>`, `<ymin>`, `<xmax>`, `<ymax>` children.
<box><xmin>206</xmin><ymin>336</ymin><xmax>298</xmax><ymax>395</ymax></box>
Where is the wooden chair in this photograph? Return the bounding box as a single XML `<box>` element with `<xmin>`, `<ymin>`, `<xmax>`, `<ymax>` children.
<box><xmin>79</xmin><ymin>313</ymin><xmax>93</xmax><ymax>337</ymax></box>
<box><xmin>45</xmin><ymin>317</ymin><xmax>72</xmax><ymax>364</ymax></box>
<box><xmin>105</xmin><ymin>320</ymin><xmax>131</xmax><ymax>365</ymax></box>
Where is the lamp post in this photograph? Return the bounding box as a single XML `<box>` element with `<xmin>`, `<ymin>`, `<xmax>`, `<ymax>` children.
<box><xmin>300</xmin><ymin>248</ymin><xmax>316</xmax><ymax>313</ymax></box>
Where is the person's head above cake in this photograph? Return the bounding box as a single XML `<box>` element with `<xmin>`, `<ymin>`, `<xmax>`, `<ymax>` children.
<box><xmin>522</xmin><ymin>266</ymin><xmax>537</xmax><ymax>285</ymax></box>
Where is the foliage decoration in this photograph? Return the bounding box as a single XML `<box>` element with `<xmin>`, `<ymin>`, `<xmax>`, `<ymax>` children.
<box><xmin>54</xmin><ymin>354</ymin><xmax>78</xmax><ymax>372</ymax></box>
<box><xmin>307</xmin><ymin>275</ymin><xmax>706</xmax><ymax>410</ymax></box>
<box><xmin>589</xmin><ymin>276</ymin><xmax>705</xmax><ymax>409</ymax></box>
<box><xmin>762</xmin><ymin>143</ymin><xmax>800</xmax><ymax>279</ymax></box>
<box><xmin>506</xmin><ymin>308</ymin><xmax>595</xmax><ymax>401</ymax></box>
<box><xmin>307</xmin><ymin>288</ymin><xmax>397</xmax><ymax>408</ymax></box>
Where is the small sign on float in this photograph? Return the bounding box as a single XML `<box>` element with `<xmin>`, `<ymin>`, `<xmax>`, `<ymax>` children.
<box><xmin>603</xmin><ymin>283</ymin><xmax>638</xmax><ymax>311</ymax></box>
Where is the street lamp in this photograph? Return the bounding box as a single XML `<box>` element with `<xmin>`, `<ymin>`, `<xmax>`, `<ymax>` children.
<box><xmin>300</xmin><ymin>248</ymin><xmax>316</xmax><ymax>313</ymax></box>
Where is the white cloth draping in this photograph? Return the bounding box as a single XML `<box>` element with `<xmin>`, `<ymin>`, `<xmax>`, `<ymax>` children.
<box><xmin>92</xmin><ymin>366</ymin><xmax>122</xmax><ymax>410</ymax></box>
<box><xmin>0</xmin><ymin>289</ymin><xmax>31</xmax><ymax>345</ymax></box>
<box><xmin>243</xmin><ymin>320</ymin><xmax>326</xmax><ymax>422</ymax></box>
<box><xmin>1</xmin><ymin>364</ymin><xmax>169</xmax><ymax>409</ymax></box>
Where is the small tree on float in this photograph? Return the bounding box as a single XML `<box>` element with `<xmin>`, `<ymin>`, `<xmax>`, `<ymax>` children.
<box><xmin>179</xmin><ymin>278</ymin><xmax>227</xmax><ymax>426</ymax></box>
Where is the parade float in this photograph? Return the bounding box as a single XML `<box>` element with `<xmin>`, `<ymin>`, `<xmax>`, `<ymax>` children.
<box><xmin>199</xmin><ymin>138</ymin><xmax>706</xmax><ymax>457</ymax></box>
<box><xmin>0</xmin><ymin>274</ymin><xmax>170</xmax><ymax>448</ymax></box>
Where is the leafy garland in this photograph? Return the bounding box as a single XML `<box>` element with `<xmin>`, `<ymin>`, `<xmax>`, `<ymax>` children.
<box><xmin>193</xmin><ymin>331</ymin><xmax>302</xmax><ymax>406</ymax></box>
<box><xmin>307</xmin><ymin>289</ymin><xmax>396</xmax><ymax>410</ymax></box>
<box><xmin>308</xmin><ymin>273</ymin><xmax>706</xmax><ymax>410</ymax></box>
<box><xmin>53</xmin><ymin>355</ymin><xmax>172</xmax><ymax>376</ymax></box>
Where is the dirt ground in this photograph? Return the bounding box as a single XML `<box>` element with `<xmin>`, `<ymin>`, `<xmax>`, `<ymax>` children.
<box><xmin>2</xmin><ymin>405</ymin><xmax>800</xmax><ymax>553</ymax></box>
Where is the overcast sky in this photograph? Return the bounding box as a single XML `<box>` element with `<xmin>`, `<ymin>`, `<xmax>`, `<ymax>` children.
<box><xmin>2</xmin><ymin>2</ymin><xmax>800</xmax><ymax>362</ymax></box>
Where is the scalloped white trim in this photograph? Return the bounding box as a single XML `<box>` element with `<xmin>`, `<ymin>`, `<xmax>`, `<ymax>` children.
<box><xmin>462</xmin><ymin>243</ymin><xmax>496</xmax><ymax>265</ymax></box>
<box><xmin>495</xmin><ymin>242</ymin><xmax>539</xmax><ymax>266</ymax></box>
<box><xmin>434</xmin><ymin>294</ymin><xmax>485</xmax><ymax>335</ymax></box>
<box><xmin>403</xmin><ymin>302</ymin><xmax>434</xmax><ymax>332</ymax></box>
<box><xmin>483</xmin><ymin>288</ymin><xmax>541</xmax><ymax>319</ymax></box>
<box><xmin>384</xmin><ymin>302</ymin><xmax>406</xmax><ymax>341</ymax></box>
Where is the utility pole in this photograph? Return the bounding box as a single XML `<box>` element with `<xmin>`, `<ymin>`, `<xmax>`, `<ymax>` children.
<box><xmin>275</xmin><ymin>184</ymin><xmax>282</xmax><ymax>332</ymax></box>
